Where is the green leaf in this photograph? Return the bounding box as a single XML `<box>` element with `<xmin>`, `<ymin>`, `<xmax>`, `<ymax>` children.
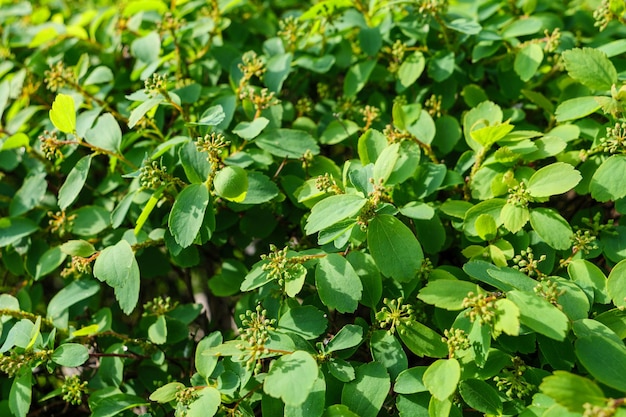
<box><xmin>278</xmin><ymin>305</ymin><xmax>327</xmax><ymax>340</ymax></box>
<box><xmin>575</xmin><ymin>334</ymin><xmax>626</xmax><ymax>392</ymax></box>
<box><xmin>57</xmin><ymin>155</ymin><xmax>92</xmax><ymax>211</ymax></box>
<box><xmin>51</xmin><ymin>343</ymin><xmax>89</xmax><ymax>366</ymax></box>
<box><xmin>607</xmin><ymin>259</ymin><xmax>626</xmax><ymax>308</ymax></box>
<box><xmin>493</xmin><ymin>298</ymin><xmax>520</xmax><ymax>336</ymax></box>
<box><xmin>187</xmin><ymin>387</ymin><xmax>221</xmax><ymax>417</ymax></box>
<box><xmin>568</xmin><ymin>259</ymin><xmax>609</xmax><ymax>304</ymax></box>
<box><xmin>233</xmin><ymin>117</ymin><xmax>269</xmax><ymax>140</ymax></box>
<box><xmin>555</xmin><ymin>96</ymin><xmax>602</xmax><ymax>122</ymax></box>
<box><xmin>264</xmin><ymin>351</ymin><xmax>318</xmax><ymax>406</ymax></box>
<box><xmin>368</xmin><ymin>214</ymin><xmax>424</xmax><ymax>282</ymax></box>
<box><xmin>370</xmin><ymin>330</ymin><xmax>407</xmax><ymax>380</ymax></box>
<box><xmin>501</xmin><ymin>202</ymin><xmax>530</xmax><ymax>233</ymax></box>
<box><xmin>514</xmin><ymin>43</ymin><xmax>544</xmax><ymax>82</ymax></box>
<box><xmin>305</xmin><ymin>194</ymin><xmax>367</xmax><ymax>235</ymax></box>
<box><xmin>373</xmin><ymin>142</ymin><xmax>400</xmax><ymax>184</ymax></box>
<box><xmin>93</xmin><ymin>240</ymin><xmax>140</xmax><ymax>315</ymax></box>
<box><xmin>427</xmin><ymin>50</ymin><xmax>455</xmax><ymax>82</ymax></box>
<box><xmin>9</xmin><ymin>369</ymin><xmax>31</xmax><ymax>417</ymax></box>
<box><xmin>394</xmin><ymin>366</ymin><xmax>428</xmax><ymax>394</ymax></box>
<box><xmin>474</xmin><ymin>213</ymin><xmax>497</xmax><ymax>241</ymax></box>
<box><xmin>397</xmin><ymin>320</ymin><xmax>447</xmax><ymax>358</ymax></box>
<box><xmin>507</xmin><ymin>290</ymin><xmax>569</xmax><ymax>340</ymax></box>
<box><xmin>463</xmin><ymin>101</ymin><xmax>503</xmax><ymax>151</ymax></box>
<box><xmin>149</xmin><ymin>382</ymin><xmax>185</xmax><ymax>403</ymax></box>
<box><xmin>148</xmin><ymin>315</ymin><xmax>167</xmax><ymax>344</ymax></box>
<box><xmin>85</xmin><ymin>113</ymin><xmax>122</xmax><ymax>153</ymax></box>
<box><xmin>325</xmin><ymin>324</ymin><xmax>363</xmax><ymax>353</ymax></box>
<box><xmin>418</xmin><ymin>280</ymin><xmax>478</xmax><ymax>310</ymax></box>
<box><xmin>91</xmin><ymin>393</ymin><xmax>148</xmax><ymax>417</ymax></box>
<box><xmin>344</xmin><ymin>60</ymin><xmax>377</xmax><ymax>97</ymax></box>
<box><xmin>256</xmin><ymin>128</ymin><xmax>319</xmax><ymax>158</ymax></box>
<box><xmin>168</xmin><ymin>183</ymin><xmax>210</xmax><ymax>248</ymax></box>
<box><xmin>315</xmin><ymin>253</ymin><xmax>362</xmax><ymax>313</ymax></box>
<box><xmin>529</xmin><ymin>208</ymin><xmax>573</xmax><ymax>250</ymax></box>
<box><xmin>47</xmin><ymin>279</ymin><xmax>100</xmax><ymax>328</ymax></box>
<box><xmin>284</xmin><ymin>371</ymin><xmax>326</xmax><ymax>417</ymax></box>
<box><xmin>358</xmin><ymin>129</ymin><xmax>387</xmax><ymax>165</ymax></box>
<box><xmin>397</xmin><ymin>52</ymin><xmax>425</xmax><ymax>90</ymax></box>
<box><xmin>0</xmin><ymin>217</ymin><xmax>38</xmax><ymax>247</ymax></box>
<box><xmin>346</xmin><ymin>251</ymin><xmax>382</xmax><ymax>308</ymax></box>
<box><xmin>562</xmin><ymin>47</ymin><xmax>617</xmax><ymax>91</ymax></box>
<box><xmin>423</xmin><ymin>358</ymin><xmax>461</xmax><ymax>400</ymax></box>
<box><xmin>60</xmin><ymin>239</ymin><xmax>96</xmax><ymax>257</ymax></box>
<box><xmin>320</xmin><ymin>119</ymin><xmax>360</xmax><ymax>145</ymax></box>
<box><xmin>458</xmin><ymin>379</ymin><xmax>503</xmax><ymax>415</ymax></box>
<box><xmin>539</xmin><ymin>371</ymin><xmax>605</xmax><ymax>412</ymax></box>
<box><xmin>195</xmin><ymin>332</ymin><xmax>222</xmax><ymax>378</ymax></box>
<box><xmin>128</xmin><ymin>97</ymin><xmax>163</xmax><ymax>129</ymax></box>
<box><xmin>49</xmin><ymin>93</ymin><xmax>76</xmax><ymax>133</ymax></box>
<box><xmin>323</xmin><ymin>405</ymin><xmax>360</xmax><ymax>417</ymax></box>
<box><xmin>327</xmin><ymin>357</ymin><xmax>355</xmax><ymax>382</ymax></box>
<box><xmin>341</xmin><ymin>362</ymin><xmax>390</xmax><ymax>417</ymax></box>
<box><xmin>590</xmin><ymin>155</ymin><xmax>626</xmax><ymax>202</ymax></box>
<box><xmin>527</xmin><ymin>162</ymin><xmax>581</xmax><ymax>198</ymax></box>
<box><xmin>264</xmin><ymin>52</ymin><xmax>292</xmax><ymax>92</ymax></box>
<box><xmin>9</xmin><ymin>173</ymin><xmax>47</xmax><ymax>216</ymax></box>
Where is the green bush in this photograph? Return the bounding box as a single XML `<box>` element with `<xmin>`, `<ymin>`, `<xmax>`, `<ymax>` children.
<box><xmin>1</xmin><ymin>0</ymin><xmax>626</xmax><ymax>416</ymax></box>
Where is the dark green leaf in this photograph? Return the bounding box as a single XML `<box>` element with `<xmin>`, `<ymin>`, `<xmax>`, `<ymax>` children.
<box><xmin>58</xmin><ymin>155</ymin><xmax>92</xmax><ymax>211</ymax></box>
<box><xmin>278</xmin><ymin>305</ymin><xmax>327</xmax><ymax>340</ymax></box>
<box><xmin>529</xmin><ymin>208</ymin><xmax>573</xmax><ymax>250</ymax></box>
<box><xmin>368</xmin><ymin>215</ymin><xmax>424</xmax><ymax>282</ymax></box>
<box><xmin>341</xmin><ymin>362</ymin><xmax>390</xmax><ymax>417</ymax></box>
<box><xmin>168</xmin><ymin>183</ymin><xmax>210</xmax><ymax>248</ymax></box>
<box><xmin>305</xmin><ymin>194</ymin><xmax>367</xmax><ymax>235</ymax></box>
<box><xmin>458</xmin><ymin>379</ymin><xmax>502</xmax><ymax>415</ymax></box>
<box><xmin>51</xmin><ymin>343</ymin><xmax>89</xmax><ymax>366</ymax></box>
<box><xmin>93</xmin><ymin>240</ymin><xmax>140</xmax><ymax>315</ymax></box>
<box><xmin>575</xmin><ymin>334</ymin><xmax>626</xmax><ymax>392</ymax></box>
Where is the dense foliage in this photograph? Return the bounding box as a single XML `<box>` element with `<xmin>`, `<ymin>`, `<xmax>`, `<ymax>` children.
<box><xmin>2</xmin><ymin>0</ymin><xmax>626</xmax><ymax>416</ymax></box>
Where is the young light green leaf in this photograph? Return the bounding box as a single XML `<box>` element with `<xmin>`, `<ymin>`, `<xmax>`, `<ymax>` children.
<box><xmin>470</xmin><ymin>121</ymin><xmax>514</xmax><ymax>148</ymax></box>
<box><xmin>341</xmin><ymin>362</ymin><xmax>390</xmax><ymax>417</ymax></box>
<box><xmin>474</xmin><ymin>213</ymin><xmax>497</xmax><ymax>241</ymax></box>
<box><xmin>527</xmin><ymin>162</ymin><xmax>581</xmax><ymax>198</ymax></box>
<box><xmin>93</xmin><ymin>240</ymin><xmax>140</xmax><ymax>315</ymax></box>
<box><xmin>232</xmin><ymin>117</ymin><xmax>269</xmax><ymax>140</ymax></box>
<box><xmin>149</xmin><ymin>382</ymin><xmax>185</xmax><ymax>403</ymax></box>
<box><xmin>51</xmin><ymin>343</ymin><xmax>89</xmax><ymax>366</ymax></box>
<box><xmin>305</xmin><ymin>194</ymin><xmax>367</xmax><ymax>235</ymax></box>
<box><xmin>529</xmin><ymin>208</ymin><xmax>573</xmax><ymax>250</ymax></box>
<box><xmin>264</xmin><ymin>351</ymin><xmax>318</xmax><ymax>406</ymax></box>
<box><xmin>168</xmin><ymin>183</ymin><xmax>210</xmax><ymax>248</ymax></box>
<box><xmin>500</xmin><ymin>202</ymin><xmax>530</xmax><ymax>233</ymax></box>
<box><xmin>539</xmin><ymin>371</ymin><xmax>605</xmax><ymax>412</ymax></box>
<box><xmin>58</xmin><ymin>155</ymin><xmax>92</xmax><ymax>211</ymax></box>
<box><xmin>187</xmin><ymin>387</ymin><xmax>221</xmax><ymax>417</ymax></box>
<box><xmin>418</xmin><ymin>280</ymin><xmax>478</xmax><ymax>310</ymax></box>
<box><xmin>562</xmin><ymin>47</ymin><xmax>617</xmax><ymax>91</ymax></box>
<box><xmin>590</xmin><ymin>155</ymin><xmax>626</xmax><ymax>202</ymax></box>
<box><xmin>49</xmin><ymin>93</ymin><xmax>76</xmax><ymax>133</ymax></box>
<box><xmin>368</xmin><ymin>214</ymin><xmax>424</xmax><ymax>282</ymax></box>
<box><xmin>315</xmin><ymin>253</ymin><xmax>362</xmax><ymax>313</ymax></box>
<box><xmin>423</xmin><ymin>358</ymin><xmax>461</xmax><ymax>400</ymax></box>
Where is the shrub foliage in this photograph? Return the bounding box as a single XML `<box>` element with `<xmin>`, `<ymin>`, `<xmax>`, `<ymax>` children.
<box><xmin>1</xmin><ymin>0</ymin><xmax>626</xmax><ymax>416</ymax></box>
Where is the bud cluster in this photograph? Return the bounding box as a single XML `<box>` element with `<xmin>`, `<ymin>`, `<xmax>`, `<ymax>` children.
<box><xmin>237</xmin><ymin>305</ymin><xmax>276</xmax><ymax>372</ymax></box>
<box><xmin>462</xmin><ymin>291</ymin><xmax>500</xmax><ymax>325</ymax></box>
<box><xmin>493</xmin><ymin>356</ymin><xmax>535</xmax><ymax>399</ymax></box>
<box><xmin>511</xmin><ymin>247</ymin><xmax>546</xmax><ymax>278</ymax></box>
<box><xmin>143</xmin><ymin>296</ymin><xmax>178</xmax><ymax>316</ymax></box>
<box><xmin>44</xmin><ymin>61</ymin><xmax>75</xmax><ymax>92</ymax></box>
<box><xmin>376</xmin><ymin>297</ymin><xmax>414</xmax><ymax>335</ymax></box>
<box><xmin>62</xmin><ymin>375</ymin><xmax>88</xmax><ymax>405</ymax></box>
<box><xmin>443</xmin><ymin>328</ymin><xmax>471</xmax><ymax>358</ymax></box>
